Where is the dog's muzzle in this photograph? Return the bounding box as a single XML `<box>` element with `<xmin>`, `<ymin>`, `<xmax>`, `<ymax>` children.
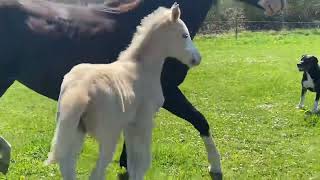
<box><xmin>297</xmin><ymin>64</ymin><xmax>304</xmax><ymax>72</ymax></box>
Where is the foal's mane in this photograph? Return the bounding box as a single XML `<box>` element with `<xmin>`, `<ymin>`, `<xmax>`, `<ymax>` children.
<box><xmin>118</xmin><ymin>6</ymin><xmax>172</xmax><ymax>61</ymax></box>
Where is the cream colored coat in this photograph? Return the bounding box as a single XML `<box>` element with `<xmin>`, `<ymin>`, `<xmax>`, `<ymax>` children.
<box><xmin>46</xmin><ymin>3</ymin><xmax>201</xmax><ymax>180</ymax></box>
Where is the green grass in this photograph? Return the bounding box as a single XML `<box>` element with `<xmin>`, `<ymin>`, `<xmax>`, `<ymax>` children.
<box><xmin>1</xmin><ymin>29</ymin><xmax>320</xmax><ymax>179</ymax></box>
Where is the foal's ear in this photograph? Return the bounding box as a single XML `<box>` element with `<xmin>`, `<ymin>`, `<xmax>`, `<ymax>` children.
<box><xmin>171</xmin><ymin>2</ymin><xmax>180</xmax><ymax>21</ymax></box>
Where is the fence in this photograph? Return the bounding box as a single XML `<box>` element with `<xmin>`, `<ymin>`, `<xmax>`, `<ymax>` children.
<box><xmin>199</xmin><ymin>20</ymin><xmax>320</xmax><ymax>37</ymax></box>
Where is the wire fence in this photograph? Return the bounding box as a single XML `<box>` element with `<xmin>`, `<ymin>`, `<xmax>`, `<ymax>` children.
<box><xmin>199</xmin><ymin>20</ymin><xmax>320</xmax><ymax>37</ymax></box>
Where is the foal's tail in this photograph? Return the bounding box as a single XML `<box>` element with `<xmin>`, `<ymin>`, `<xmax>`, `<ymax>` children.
<box><xmin>45</xmin><ymin>87</ymin><xmax>89</xmax><ymax>165</ymax></box>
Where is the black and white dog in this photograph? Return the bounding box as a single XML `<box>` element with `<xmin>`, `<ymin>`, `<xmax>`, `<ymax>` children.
<box><xmin>297</xmin><ymin>55</ymin><xmax>320</xmax><ymax>112</ymax></box>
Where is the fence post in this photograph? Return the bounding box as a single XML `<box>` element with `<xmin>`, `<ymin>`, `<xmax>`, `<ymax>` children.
<box><xmin>281</xmin><ymin>12</ymin><xmax>285</xmax><ymax>30</ymax></box>
<box><xmin>235</xmin><ymin>17</ymin><xmax>238</xmax><ymax>40</ymax></box>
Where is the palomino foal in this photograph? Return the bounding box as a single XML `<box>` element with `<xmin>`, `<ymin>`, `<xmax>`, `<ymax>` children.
<box><xmin>46</xmin><ymin>3</ymin><xmax>201</xmax><ymax>180</ymax></box>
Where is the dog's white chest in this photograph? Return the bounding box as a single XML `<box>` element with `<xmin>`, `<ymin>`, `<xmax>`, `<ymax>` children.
<box><xmin>303</xmin><ymin>73</ymin><xmax>315</xmax><ymax>89</ymax></box>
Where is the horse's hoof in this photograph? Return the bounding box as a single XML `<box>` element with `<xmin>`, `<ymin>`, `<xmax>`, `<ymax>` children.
<box><xmin>0</xmin><ymin>162</ymin><xmax>9</xmax><ymax>175</ymax></box>
<box><xmin>117</xmin><ymin>172</ymin><xmax>129</xmax><ymax>180</ymax></box>
<box><xmin>209</xmin><ymin>172</ymin><xmax>223</xmax><ymax>180</ymax></box>
<box><xmin>119</xmin><ymin>160</ymin><xmax>127</xmax><ymax>169</ymax></box>
<box><xmin>0</xmin><ymin>137</ymin><xmax>11</xmax><ymax>174</ymax></box>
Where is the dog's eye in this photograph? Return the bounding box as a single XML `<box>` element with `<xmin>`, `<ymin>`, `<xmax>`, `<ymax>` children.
<box><xmin>182</xmin><ymin>33</ymin><xmax>189</xmax><ymax>39</ymax></box>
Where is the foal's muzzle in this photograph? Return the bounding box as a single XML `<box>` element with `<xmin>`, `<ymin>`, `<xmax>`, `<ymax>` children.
<box><xmin>190</xmin><ymin>53</ymin><xmax>201</xmax><ymax>66</ymax></box>
<box><xmin>191</xmin><ymin>58</ymin><xmax>201</xmax><ymax>66</ymax></box>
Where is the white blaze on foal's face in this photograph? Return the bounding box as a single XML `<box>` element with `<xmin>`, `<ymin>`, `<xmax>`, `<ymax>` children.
<box><xmin>163</xmin><ymin>3</ymin><xmax>201</xmax><ymax>67</ymax></box>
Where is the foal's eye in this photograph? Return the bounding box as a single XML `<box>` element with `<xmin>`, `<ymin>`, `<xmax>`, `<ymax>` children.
<box><xmin>182</xmin><ymin>33</ymin><xmax>189</xmax><ymax>39</ymax></box>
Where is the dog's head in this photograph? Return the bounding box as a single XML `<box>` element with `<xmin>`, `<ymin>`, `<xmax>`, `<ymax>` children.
<box><xmin>297</xmin><ymin>55</ymin><xmax>319</xmax><ymax>72</ymax></box>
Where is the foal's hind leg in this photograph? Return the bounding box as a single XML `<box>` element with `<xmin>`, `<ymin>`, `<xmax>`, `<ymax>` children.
<box><xmin>0</xmin><ymin>77</ymin><xmax>14</xmax><ymax>174</ymax></box>
<box><xmin>124</xmin><ymin>116</ymin><xmax>153</xmax><ymax>180</ymax></box>
<box><xmin>49</xmin><ymin>114</ymin><xmax>86</xmax><ymax>179</ymax></box>
<box><xmin>58</xmin><ymin>129</ymin><xmax>85</xmax><ymax>180</ymax></box>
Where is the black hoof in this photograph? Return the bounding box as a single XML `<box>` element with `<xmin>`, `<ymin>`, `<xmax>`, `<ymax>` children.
<box><xmin>119</xmin><ymin>159</ymin><xmax>127</xmax><ymax>169</ymax></box>
<box><xmin>209</xmin><ymin>172</ymin><xmax>223</xmax><ymax>180</ymax></box>
<box><xmin>0</xmin><ymin>162</ymin><xmax>9</xmax><ymax>175</ymax></box>
<box><xmin>117</xmin><ymin>172</ymin><xmax>129</xmax><ymax>180</ymax></box>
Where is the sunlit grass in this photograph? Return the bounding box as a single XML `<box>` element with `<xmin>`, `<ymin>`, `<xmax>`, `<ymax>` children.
<box><xmin>1</xmin><ymin>30</ymin><xmax>320</xmax><ymax>179</ymax></box>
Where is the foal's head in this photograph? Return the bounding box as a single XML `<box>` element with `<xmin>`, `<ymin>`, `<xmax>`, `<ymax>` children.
<box><xmin>162</xmin><ymin>3</ymin><xmax>202</xmax><ymax>67</ymax></box>
<box><xmin>126</xmin><ymin>2</ymin><xmax>201</xmax><ymax>68</ymax></box>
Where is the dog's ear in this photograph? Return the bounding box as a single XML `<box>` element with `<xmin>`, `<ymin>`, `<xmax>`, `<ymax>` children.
<box><xmin>301</xmin><ymin>54</ymin><xmax>307</xmax><ymax>60</ymax></box>
<box><xmin>312</xmin><ymin>56</ymin><xmax>318</xmax><ymax>64</ymax></box>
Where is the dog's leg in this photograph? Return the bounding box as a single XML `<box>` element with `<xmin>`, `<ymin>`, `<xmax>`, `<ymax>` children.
<box><xmin>313</xmin><ymin>93</ymin><xmax>320</xmax><ymax>112</ymax></box>
<box><xmin>297</xmin><ymin>87</ymin><xmax>307</xmax><ymax>109</ymax></box>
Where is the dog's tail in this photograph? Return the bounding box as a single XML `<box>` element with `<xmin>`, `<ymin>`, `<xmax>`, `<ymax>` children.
<box><xmin>45</xmin><ymin>87</ymin><xmax>89</xmax><ymax>165</ymax></box>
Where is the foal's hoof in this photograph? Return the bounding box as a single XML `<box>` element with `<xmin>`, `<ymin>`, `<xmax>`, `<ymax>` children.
<box><xmin>209</xmin><ymin>172</ymin><xmax>223</xmax><ymax>180</ymax></box>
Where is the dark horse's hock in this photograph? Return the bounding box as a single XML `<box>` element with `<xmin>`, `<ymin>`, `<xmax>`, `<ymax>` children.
<box><xmin>0</xmin><ymin>0</ymin><xmax>282</xmax><ymax>178</ymax></box>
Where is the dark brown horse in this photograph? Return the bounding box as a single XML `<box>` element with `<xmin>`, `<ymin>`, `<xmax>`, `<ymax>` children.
<box><xmin>0</xmin><ymin>0</ymin><xmax>285</xmax><ymax>177</ymax></box>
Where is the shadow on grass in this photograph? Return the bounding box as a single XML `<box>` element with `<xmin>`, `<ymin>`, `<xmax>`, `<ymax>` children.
<box><xmin>303</xmin><ymin>110</ymin><xmax>320</xmax><ymax>127</ymax></box>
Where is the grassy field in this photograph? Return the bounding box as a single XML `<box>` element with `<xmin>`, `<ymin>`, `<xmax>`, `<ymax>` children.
<box><xmin>1</xmin><ymin>30</ymin><xmax>320</xmax><ymax>179</ymax></box>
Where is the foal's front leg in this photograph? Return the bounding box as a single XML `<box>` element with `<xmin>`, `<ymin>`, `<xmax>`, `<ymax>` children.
<box><xmin>124</xmin><ymin>115</ymin><xmax>153</xmax><ymax>180</ymax></box>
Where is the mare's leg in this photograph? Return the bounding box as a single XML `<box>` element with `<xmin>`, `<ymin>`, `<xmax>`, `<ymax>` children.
<box><xmin>89</xmin><ymin>128</ymin><xmax>121</xmax><ymax>180</ymax></box>
<box><xmin>0</xmin><ymin>138</ymin><xmax>11</xmax><ymax>174</ymax></box>
<box><xmin>124</xmin><ymin>116</ymin><xmax>153</xmax><ymax>180</ymax></box>
<box><xmin>162</xmin><ymin>87</ymin><xmax>222</xmax><ymax>178</ymax></box>
<box><xmin>0</xmin><ymin>77</ymin><xmax>14</xmax><ymax>174</ymax></box>
<box><xmin>119</xmin><ymin>86</ymin><xmax>222</xmax><ymax>178</ymax></box>
<box><xmin>119</xmin><ymin>142</ymin><xmax>127</xmax><ymax>168</ymax></box>
<box><xmin>0</xmin><ymin>78</ymin><xmax>14</xmax><ymax>98</ymax></box>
